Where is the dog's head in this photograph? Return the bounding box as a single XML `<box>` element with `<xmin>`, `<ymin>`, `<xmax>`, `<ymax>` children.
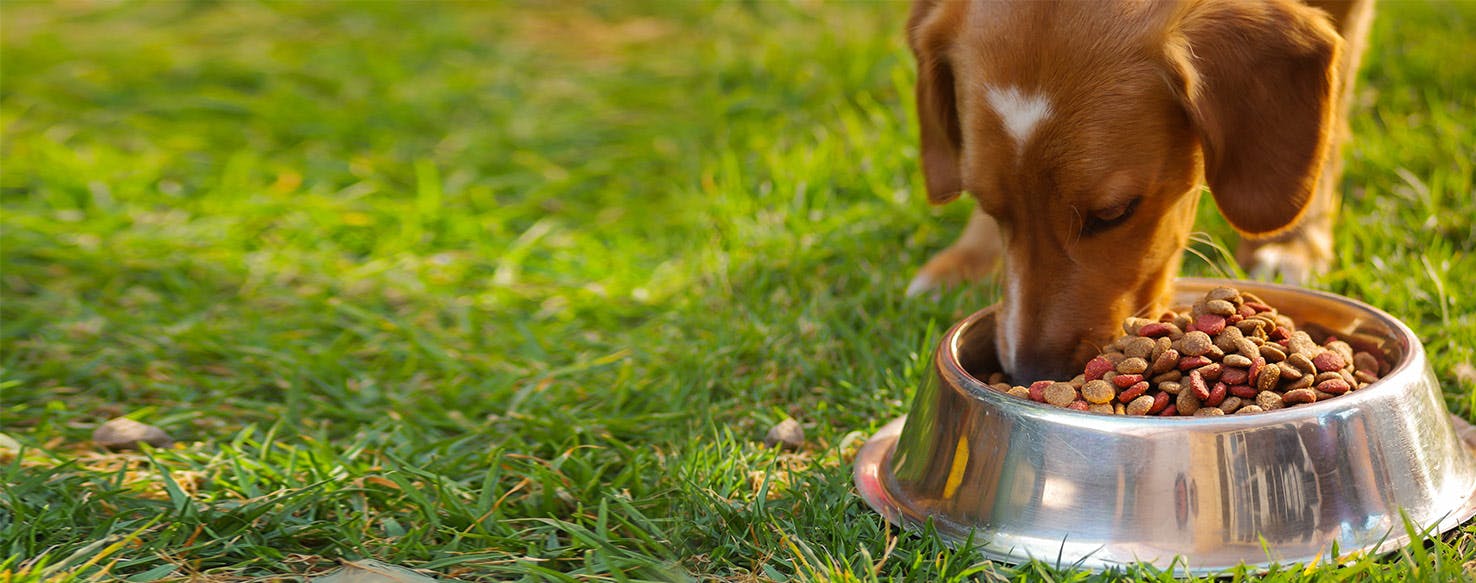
<box><xmin>909</xmin><ymin>0</ymin><xmax>1342</xmax><ymax>381</ymax></box>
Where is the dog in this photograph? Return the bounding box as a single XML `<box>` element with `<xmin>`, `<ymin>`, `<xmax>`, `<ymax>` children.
<box><xmin>903</xmin><ymin>0</ymin><xmax>1374</xmax><ymax>382</ymax></box>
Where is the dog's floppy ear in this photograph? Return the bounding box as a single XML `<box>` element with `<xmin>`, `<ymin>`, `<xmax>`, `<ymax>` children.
<box><xmin>1164</xmin><ymin>0</ymin><xmax>1341</xmax><ymax>236</ymax></box>
<box><xmin>910</xmin><ymin>0</ymin><xmax>964</xmax><ymax>205</ymax></box>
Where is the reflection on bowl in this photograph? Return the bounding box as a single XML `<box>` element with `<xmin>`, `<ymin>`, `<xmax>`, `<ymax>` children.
<box><xmin>854</xmin><ymin>278</ymin><xmax>1476</xmax><ymax>574</ymax></box>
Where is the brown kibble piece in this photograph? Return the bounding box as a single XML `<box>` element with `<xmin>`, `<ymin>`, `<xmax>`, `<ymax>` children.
<box><xmin>1206</xmin><ymin>287</ymin><xmax>1242</xmax><ymax>305</ymax></box>
<box><xmin>1259</xmin><ymin>343</ymin><xmax>1287</xmax><ymax>362</ymax></box>
<box><xmin>1177</xmin><ymin>389</ymin><xmax>1203</xmax><ymax>415</ymax></box>
<box><xmin>1150</xmin><ymin>336</ymin><xmax>1172</xmax><ymax>361</ymax></box>
<box><xmin>1122</xmin><ymin>336</ymin><xmax>1156</xmax><ymax>359</ymax></box>
<box><xmin>1283</xmin><ymin>388</ymin><xmax>1317</xmax><ymax>405</ymax></box>
<box><xmin>1219</xmin><ymin>396</ymin><xmax>1244</xmax><ymax>414</ymax></box>
<box><xmin>1180</xmin><ymin>331</ymin><xmax>1214</xmax><ymax>357</ymax></box>
<box><xmin>1151</xmin><ymin>349</ymin><xmax>1179</xmax><ymax>375</ymax></box>
<box><xmin>1256</xmin><ymin>391</ymin><xmax>1284</xmax><ymax>411</ymax></box>
<box><xmin>1234</xmin><ymin>337</ymin><xmax>1260</xmax><ymax>360</ymax></box>
<box><xmin>1007</xmin><ymin>386</ymin><xmax>1031</xmax><ymax>399</ymax></box>
<box><xmin>1315</xmin><ymin>371</ymin><xmax>1344</xmax><ymax>384</ymax></box>
<box><xmin>1126</xmin><ymin>395</ymin><xmax>1156</xmax><ymax>415</ymax></box>
<box><xmin>1152</xmin><ymin>370</ymin><xmax>1183</xmax><ymax>384</ymax></box>
<box><xmin>1081</xmin><ymin>380</ymin><xmax>1116</xmax><ymax>404</ymax></box>
<box><xmin>1215</xmin><ymin>326</ymin><xmax>1244</xmax><ymax>352</ymax></box>
<box><xmin>1237</xmin><ymin>405</ymin><xmax>1265</xmax><ymax>414</ymax></box>
<box><xmin>1257</xmin><ymin>363</ymin><xmax>1281</xmax><ymax>393</ymax></box>
<box><xmin>1204</xmin><ymin>299</ymin><xmax>1236</xmax><ymax>316</ymax></box>
<box><xmin>1117</xmin><ymin>357</ymin><xmax>1149</xmax><ymax>374</ymax></box>
<box><xmin>1044</xmin><ymin>382</ymin><xmax>1078</xmax><ymax>407</ymax></box>
<box><xmin>1194</xmin><ymin>407</ymin><xmax>1225</xmax><ymax>417</ymax></box>
<box><xmin>1087</xmin><ymin>402</ymin><xmax>1115</xmax><ymax>414</ymax></box>
<box><xmin>1288</xmin><ymin>331</ymin><xmax>1319</xmax><ymax>356</ymax></box>
<box><xmin>1159</xmin><ymin>381</ymin><xmax>1183</xmax><ymax>395</ymax></box>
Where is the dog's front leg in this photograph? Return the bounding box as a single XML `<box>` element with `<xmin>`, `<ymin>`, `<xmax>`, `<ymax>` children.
<box><xmin>1238</xmin><ymin>0</ymin><xmax>1375</xmax><ymax>286</ymax></box>
<box><xmin>907</xmin><ymin>207</ymin><xmax>1003</xmax><ymax>297</ymax></box>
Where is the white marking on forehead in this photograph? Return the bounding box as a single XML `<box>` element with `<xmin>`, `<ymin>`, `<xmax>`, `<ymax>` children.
<box><xmin>985</xmin><ymin>86</ymin><xmax>1052</xmax><ymax>150</ymax></box>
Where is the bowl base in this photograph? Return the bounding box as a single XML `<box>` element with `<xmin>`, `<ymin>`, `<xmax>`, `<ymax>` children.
<box><xmin>854</xmin><ymin>413</ymin><xmax>1476</xmax><ymax>575</ymax></box>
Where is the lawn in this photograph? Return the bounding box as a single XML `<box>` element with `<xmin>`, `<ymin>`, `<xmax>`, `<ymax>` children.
<box><xmin>2</xmin><ymin>1</ymin><xmax>1474</xmax><ymax>581</ymax></box>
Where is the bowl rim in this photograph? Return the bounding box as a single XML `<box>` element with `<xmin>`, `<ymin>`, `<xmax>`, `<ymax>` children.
<box><xmin>939</xmin><ymin>277</ymin><xmax>1424</xmax><ymax>425</ymax></box>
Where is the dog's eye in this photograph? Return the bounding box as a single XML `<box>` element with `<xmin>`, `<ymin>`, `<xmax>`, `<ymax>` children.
<box><xmin>1082</xmin><ymin>198</ymin><xmax>1140</xmax><ymax>236</ymax></box>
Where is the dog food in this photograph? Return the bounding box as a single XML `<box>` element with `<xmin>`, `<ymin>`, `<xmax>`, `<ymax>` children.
<box><xmin>1000</xmin><ymin>286</ymin><xmax>1390</xmax><ymax>416</ymax></box>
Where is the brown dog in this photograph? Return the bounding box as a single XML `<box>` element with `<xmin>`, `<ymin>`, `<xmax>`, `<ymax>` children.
<box><xmin>904</xmin><ymin>0</ymin><xmax>1374</xmax><ymax>382</ymax></box>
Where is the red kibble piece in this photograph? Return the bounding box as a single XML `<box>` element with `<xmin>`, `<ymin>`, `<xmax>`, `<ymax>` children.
<box><xmin>1220</xmin><ymin>367</ymin><xmax>1249</xmax><ymax>385</ymax></box>
<box><xmin>1238</xmin><ymin>303</ymin><xmax>1257</xmax><ymax>318</ymax></box>
<box><xmin>1312</xmin><ymin>351</ymin><xmax>1346</xmax><ymax>372</ymax></box>
<box><xmin>1194</xmin><ymin>314</ymin><xmax>1227</xmax><ymax>335</ymax></box>
<box><xmin>1084</xmin><ymin>356</ymin><xmax>1114</xmax><ymax>381</ymax></box>
<box><xmin>1205</xmin><ymin>382</ymin><xmax>1228</xmax><ymax>407</ymax></box>
<box><xmin>1269</xmin><ymin>326</ymin><xmax>1292</xmax><ymax>341</ymax></box>
<box><xmin>1138</xmin><ymin>322</ymin><xmax>1173</xmax><ymax>338</ymax></box>
<box><xmin>1317</xmin><ymin>378</ymin><xmax>1351</xmax><ymax>395</ymax></box>
<box><xmin>1117</xmin><ymin>381</ymin><xmax>1149</xmax><ymax>403</ymax></box>
<box><xmin>1229</xmin><ymin>384</ymin><xmax>1258</xmax><ymax>399</ymax></box>
<box><xmin>1068</xmin><ymin>400</ymin><xmax>1090</xmax><ymax>411</ymax></box>
<box><xmin>1228</xmin><ymin>314</ymin><xmax>1244</xmax><ymax>324</ymax></box>
<box><xmin>1149</xmin><ymin>390</ymin><xmax>1170</xmax><ymax>414</ymax></box>
<box><xmin>1113</xmin><ymin>374</ymin><xmax>1145</xmax><ymax>388</ymax></box>
<box><xmin>1248</xmin><ymin>356</ymin><xmax>1265</xmax><ymax>385</ymax></box>
<box><xmin>1178</xmin><ymin>355</ymin><xmax>1213</xmax><ymax>371</ymax></box>
<box><xmin>1159</xmin><ymin>404</ymin><xmax>1179</xmax><ymax>417</ymax></box>
<box><xmin>1245</xmin><ymin>301</ymin><xmax>1273</xmax><ymax>313</ymax></box>
<box><xmin>1189</xmin><ymin>370</ymin><xmax>1210</xmax><ymax>400</ymax></box>
<box><xmin>1028</xmin><ymin>380</ymin><xmax>1052</xmax><ymax>402</ymax></box>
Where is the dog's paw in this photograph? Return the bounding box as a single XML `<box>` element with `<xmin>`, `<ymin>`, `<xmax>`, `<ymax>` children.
<box><xmin>906</xmin><ymin>245</ymin><xmax>1000</xmax><ymax>298</ymax></box>
<box><xmin>1241</xmin><ymin>238</ymin><xmax>1330</xmax><ymax>287</ymax></box>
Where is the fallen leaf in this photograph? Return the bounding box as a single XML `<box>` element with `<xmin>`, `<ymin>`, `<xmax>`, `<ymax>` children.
<box><xmin>313</xmin><ymin>559</ymin><xmax>453</xmax><ymax>583</ymax></box>
<box><xmin>93</xmin><ymin>417</ymin><xmax>174</xmax><ymax>450</ymax></box>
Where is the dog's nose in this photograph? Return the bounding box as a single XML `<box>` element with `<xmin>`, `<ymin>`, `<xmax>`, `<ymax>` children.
<box><xmin>1003</xmin><ymin>344</ymin><xmax>1082</xmax><ymax>385</ymax></box>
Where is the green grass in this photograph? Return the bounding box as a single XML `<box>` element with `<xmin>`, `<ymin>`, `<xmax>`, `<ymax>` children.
<box><xmin>2</xmin><ymin>1</ymin><xmax>1474</xmax><ymax>581</ymax></box>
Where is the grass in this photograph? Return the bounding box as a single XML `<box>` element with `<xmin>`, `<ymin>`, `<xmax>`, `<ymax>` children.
<box><xmin>1</xmin><ymin>0</ymin><xmax>1473</xmax><ymax>581</ymax></box>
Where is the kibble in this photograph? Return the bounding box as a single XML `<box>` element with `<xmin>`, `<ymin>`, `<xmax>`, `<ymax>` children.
<box><xmin>1126</xmin><ymin>394</ymin><xmax>1156</xmax><ymax>416</ymax></box>
<box><xmin>989</xmin><ymin>286</ymin><xmax>1389</xmax><ymax>416</ymax></box>
<box><xmin>1044</xmin><ymin>382</ymin><xmax>1078</xmax><ymax>407</ymax></box>
<box><xmin>1082</xmin><ymin>379</ymin><xmax>1116</xmax><ymax>404</ymax></box>
<box><xmin>1282</xmin><ymin>388</ymin><xmax>1318</xmax><ymax>404</ymax></box>
<box><xmin>1117</xmin><ymin>357</ymin><xmax>1149</xmax><ymax>374</ymax></box>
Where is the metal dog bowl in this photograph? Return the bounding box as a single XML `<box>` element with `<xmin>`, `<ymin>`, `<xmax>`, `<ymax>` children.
<box><xmin>855</xmin><ymin>278</ymin><xmax>1476</xmax><ymax>574</ymax></box>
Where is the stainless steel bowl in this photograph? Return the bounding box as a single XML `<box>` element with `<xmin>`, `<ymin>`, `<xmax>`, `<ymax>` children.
<box><xmin>855</xmin><ymin>278</ymin><xmax>1476</xmax><ymax>574</ymax></box>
